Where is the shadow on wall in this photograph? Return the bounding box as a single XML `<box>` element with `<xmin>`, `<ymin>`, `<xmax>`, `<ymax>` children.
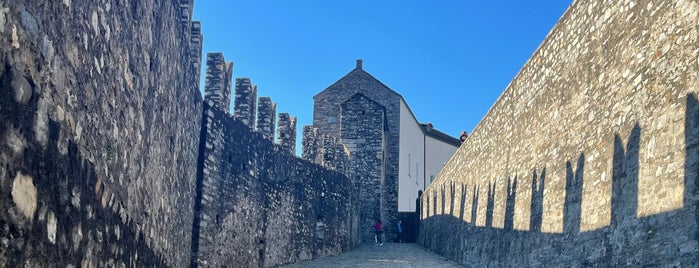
<box><xmin>419</xmin><ymin>93</ymin><xmax>699</xmax><ymax>266</ymax></box>
<box><xmin>0</xmin><ymin>98</ymin><xmax>166</xmax><ymax>267</ymax></box>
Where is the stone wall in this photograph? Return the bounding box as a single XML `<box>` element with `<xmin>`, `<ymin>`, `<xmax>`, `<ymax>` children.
<box><xmin>419</xmin><ymin>0</ymin><xmax>699</xmax><ymax>266</ymax></box>
<box><xmin>193</xmin><ymin>104</ymin><xmax>357</xmax><ymax>268</ymax></box>
<box><xmin>192</xmin><ymin>55</ymin><xmax>359</xmax><ymax>267</ymax></box>
<box><xmin>0</xmin><ymin>0</ymin><xmax>203</xmax><ymax>266</ymax></box>
<box><xmin>302</xmin><ymin>125</ymin><xmax>351</xmax><ymax>175</ymax></box>
<box><xmin>340</xmin><ymin>93</ymin><xmax>387</xmax><ymax>242</ymax></box>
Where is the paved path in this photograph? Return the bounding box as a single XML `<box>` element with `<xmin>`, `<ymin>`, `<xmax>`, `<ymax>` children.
<box><xmin>278</xmin><ymin>243</ymin><xmax>465</xmax><ymax>268</ymax></box>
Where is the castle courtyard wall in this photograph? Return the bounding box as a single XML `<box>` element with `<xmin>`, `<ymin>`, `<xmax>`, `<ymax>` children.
<box><xmin>420</xmin><ymin>0</ymin><xmax>699</xmax><ymax>266</ymax></box>
<box><xmin>0</xmin><ymin>0</ymin><xmax>203</xmax><ymax>266</ymax></box>
<box><xmin>194</xmin><ymin>102</ymin><xmax>357</xmax><ymax>267</ymax></box>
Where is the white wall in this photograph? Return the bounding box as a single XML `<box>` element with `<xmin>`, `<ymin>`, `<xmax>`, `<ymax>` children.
<box><xmin>425</xmin><ymin>135</ymin><xmax>459</xmax><ymax>185</ymax></box>
<box><xmin>398</xmin><ymin>100</ymin><xmax>424</xmax><ymax>212</ymax></box>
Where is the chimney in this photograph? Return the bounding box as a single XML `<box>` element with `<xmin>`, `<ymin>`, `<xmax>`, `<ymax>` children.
<box><xmin>356</xmin><ymin>59</ymin><xmax>363</xmax><ymax>70</ymax></box>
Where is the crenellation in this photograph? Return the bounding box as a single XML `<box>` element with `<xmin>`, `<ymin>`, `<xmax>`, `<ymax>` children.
<box><xmin>256</xmin><ymin>97</ymin><xmax>276</xmax><ymax>141</ymax></box>
<box><xmin>188</xmin><ymin>20</ymin><xmax>203</xmax><ymax>99</ymax></box>
<box><xmin>233</xmin><ymin>78</ymin><xmax>257</xmax><ymax>128</ymax></box>
<box><xmin>302</xmin><ymin>125</ymin><xmax>321</xmax><ymax>162</ymax></box>
<box><xmin>203</xmin><ymin>53</ymin><xmax>233</xmax><ymax>112</ymax></box>
<box><xmin>302</xmin><ymin>124</ymin><xmax>351</xmax><ymax>174</ymax></box>
<box><xmin>189</xmin><ymin>21</ymin><xmax>203</xmax><ymax>73</ymax></box>
<box><xmin>277</xmin><ymin>112</ymin><xmax>296</xmax><ymax>154</ymax></box>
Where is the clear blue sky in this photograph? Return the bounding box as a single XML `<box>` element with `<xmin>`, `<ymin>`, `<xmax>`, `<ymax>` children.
<box><xmin>192</xmin><ymin>1</ymin><xmax>573</xmax><ymax>155</ymax></box>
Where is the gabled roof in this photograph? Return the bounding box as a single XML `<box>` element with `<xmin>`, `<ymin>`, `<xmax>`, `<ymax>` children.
<box><xmin>420</xmin><ymin>123</ymin><xmax>462</xmax><ymax>147</ymax></box>
<box><xmin>313</xmin><ymin>60</ymin><xmax>401</xmax><ymax>99</ymax></box>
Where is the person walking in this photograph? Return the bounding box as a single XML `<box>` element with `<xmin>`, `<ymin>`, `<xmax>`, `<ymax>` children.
<box><xmin>373</xmin><ymin>219</ymin><xmax>383</xmax><ymax>245</ymax></box>
<box><xmin>396</xmin><ymin>220</ymin><xmax>403</xmax><ymax>243</ymax></box>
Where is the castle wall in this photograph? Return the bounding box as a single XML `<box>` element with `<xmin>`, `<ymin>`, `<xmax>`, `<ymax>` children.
<box><xmin>419</xmin><ymin>0</ymin><xmax>699</xmax><ymax>266</ymax></box>
<box><xmin>0</xmin><ymin>0</ymin><xmax>203</xmax><ymax>266</ymax></box>
<box><xmin>194</xmin><ymin>103</ymin><xmax>357</xmax><ymax>268</ymax></box>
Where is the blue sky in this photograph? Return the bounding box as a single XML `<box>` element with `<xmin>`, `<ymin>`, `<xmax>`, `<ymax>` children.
<box><xmin>192</xmin><ymin>1</ymin><xmax>573</xmax><ymax>155</ymax></box>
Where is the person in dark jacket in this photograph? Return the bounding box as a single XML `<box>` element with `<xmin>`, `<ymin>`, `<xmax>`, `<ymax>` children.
<box><xmin>396</xmin><ymin>220</ymin><xmax>403</xmax><ymax>243</ymax></box>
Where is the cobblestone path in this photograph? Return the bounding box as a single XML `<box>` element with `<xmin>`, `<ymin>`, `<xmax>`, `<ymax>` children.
<box><xmin>278</xmin><ymin>243</ymin><xmax>465</xmax><ymax>268</ymax></box>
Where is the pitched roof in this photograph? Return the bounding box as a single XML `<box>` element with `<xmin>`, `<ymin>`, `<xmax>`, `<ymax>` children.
<box><xmin>420</xmin><ymin>123</ymin><xmax>462</xmax><ymax>147</ymax></box>
<box><xmin>313</xmin><ymin>60</ymin><xmax>401</xmax><ymax>99</ymax></box>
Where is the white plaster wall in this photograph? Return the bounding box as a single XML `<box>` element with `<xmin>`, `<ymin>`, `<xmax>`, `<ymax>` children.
<box><xmin>425</xmin><ymin>135</ymin><xmax>458</xmax><ymax>185</ymax></box>
<box><xmin>398</xmin><ymin>100</ymin><xmax>425</xmax><ymax>212</ymax></box>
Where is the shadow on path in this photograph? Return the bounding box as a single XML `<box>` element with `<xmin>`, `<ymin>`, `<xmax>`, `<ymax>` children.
<box><xmin>278</xmin><ymin>243</ymin><xmax>464</xmax><ymax>268</ymax></box>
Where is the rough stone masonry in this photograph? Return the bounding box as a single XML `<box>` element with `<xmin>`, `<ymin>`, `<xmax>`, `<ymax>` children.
<box><xmin>2</xmin><ymin>0</ymin><xmax>698</xmax><ymax>267</ymax></box>
<box><xmin>0</xmin><ymin>1</ymin><xmax>358</xmax><ymax>267</ymax></box>
<box><xmin>420</xmin><ymin>0</ymin><xmax>699</xmax><ymax>266</ymax></box>
<box><xmin>191</xmin><ymin>53</ymin><xmax>358</xmax><ymax>267</ymax></box>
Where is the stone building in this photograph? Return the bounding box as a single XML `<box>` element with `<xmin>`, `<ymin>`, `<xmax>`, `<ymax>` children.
<box><xmin>303</xmin><ymin>59</ymin><xmax>461</xmax><ymax>242</ymax></box>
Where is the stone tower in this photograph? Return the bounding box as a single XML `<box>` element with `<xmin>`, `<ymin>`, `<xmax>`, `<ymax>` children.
<box><xmin>307</xmin><ymin>59</ymin><xmax>401</xmax><ymax>242</ymax></box>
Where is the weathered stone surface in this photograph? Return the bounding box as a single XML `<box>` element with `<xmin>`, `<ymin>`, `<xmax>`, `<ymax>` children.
<box><xmin>10</xmin><ymin>173</ymin><xmax>36</xmax><ymax>221</ymax></box>
<box><xmin>420</xmin><ymin>0</ymin><xmax>699</xmax><ymax>266</ymax></box>
<box><xmin>341</xmin><ymin>93</ymin><xmax>387</xmax><ymax>242</ymax></box>
<box><xmin>193</xmin><ymin>100</ymin><xmax>358</xmax><ymax>267</ymax></box>
<box><xmin>203</xmin><ymin>53</ymin><xmax>232</xmax><ymax>113</ymax></box>
<box><xmin>9</xmin><ymin>67</ymin><xmax>31</xmax><ymax>104</ymax></box>
<box><xmin>234</xmin><ymin>77</ymin><xmax>257</xmax><ymax>128</ymax></box>
<box><xmin>0</xmin><ymin>0</ymin><xmax>203</xmax><ymax>266</ymax></box>
<box><xmin>191</xmin><ymin>54</ymin><xmax>360</xmax><ymax>267</ymax></box>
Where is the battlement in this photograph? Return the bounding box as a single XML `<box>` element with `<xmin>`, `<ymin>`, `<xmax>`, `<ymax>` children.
<box><xmin>302</xmin><ymin>125</ymin><xmax>351</xmax><ymax>175</ymax></box>
<box><xmin>203</xmin><ymin>53</ymin><xmax>233</xmax><ymax>112</ymax></box>
<box><xmin>277</xmin><ymin>113</ymin><xmax>297</xmax><ymax>154</ymax></box>
<box><xmin>257</xmin><ymin>97</ymin><xmax>277</xmax><ymax>141</ymax></box>
<box><xmin>233</xmin><ymin>78</ymin><xmax>257</xmax><ymax>128</ymax></box>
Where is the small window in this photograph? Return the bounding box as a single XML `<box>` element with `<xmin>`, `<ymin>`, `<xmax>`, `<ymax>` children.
<box><xmin>328</xmin><ymin>116</ymin><xmax>337</xmax><ymax>123</ymax></box>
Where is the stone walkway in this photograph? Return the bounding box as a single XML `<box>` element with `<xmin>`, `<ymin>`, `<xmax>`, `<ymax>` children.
<box><xmin>277</xmin><ymin>243</ymin><xmax>465</xmax><ymax>268</ymax></box>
